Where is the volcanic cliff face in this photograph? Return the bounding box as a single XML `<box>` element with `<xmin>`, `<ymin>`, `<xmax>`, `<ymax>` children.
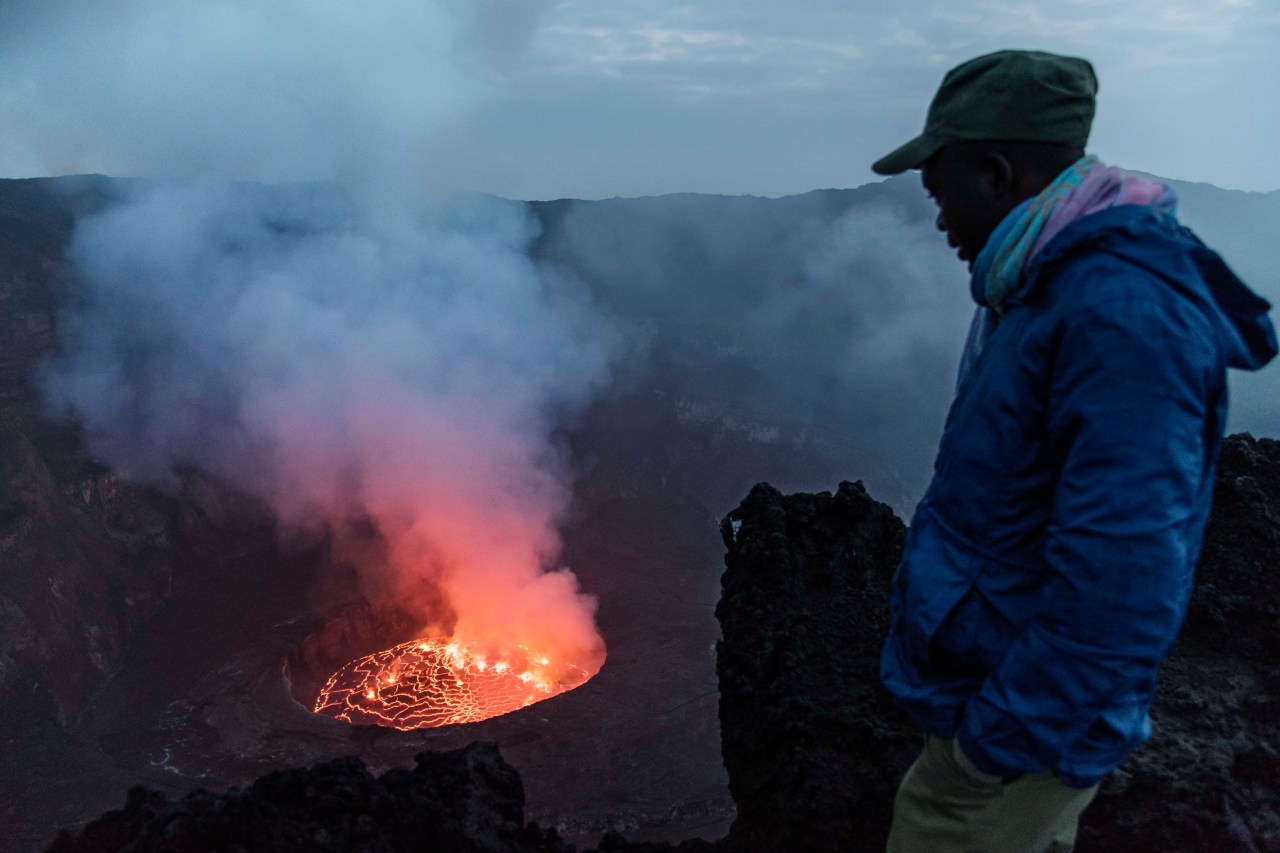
<box><xmin>0</xmin><ymin>176</ymin><xmax>310</xmax><ymax>725</ymax></box>
<box><xmin>0</xmin><ymin>176</ymin><xmax>159</xmax><ymax>726</ymax></box>
<box><xmin>0</xmin><ymin>178</ymin><xmax>333</xmax><ymax>844</ymax></box>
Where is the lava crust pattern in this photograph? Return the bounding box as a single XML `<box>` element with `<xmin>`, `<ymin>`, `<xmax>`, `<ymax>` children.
<box><xmin>313</xmin><ymin>638</ymin><xmax>585</xmax><ymax>730</ymax></box>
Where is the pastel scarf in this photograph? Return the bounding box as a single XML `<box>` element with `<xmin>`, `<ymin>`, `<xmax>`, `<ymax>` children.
<box><xmin>957</xmin><ymin>156</ymin><xmax>1177</xmax><ymax>385</ymax></box>
<box><xmin>973</xmin><ymin>156</ymin><xmax>1178</xmax><ymax>311</ymax></box>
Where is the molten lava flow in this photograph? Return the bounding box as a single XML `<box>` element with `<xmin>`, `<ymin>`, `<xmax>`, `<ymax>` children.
<box><xmin>313</xmin><ymin>638</ymin><xmax>592</xmax><ymax>729</ymax></box>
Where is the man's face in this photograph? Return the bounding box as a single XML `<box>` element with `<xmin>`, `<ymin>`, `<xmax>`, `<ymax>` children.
<box><xmin>920</xmin><ymin>147</ymin><xmax>1006</xmax><ymax>269</ymax></box>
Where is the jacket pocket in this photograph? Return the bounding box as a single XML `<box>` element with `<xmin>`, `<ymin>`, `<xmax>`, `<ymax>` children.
<box><xmin>893</xmin><ymin>507</ymin><xmax>983</xmax><ymax>674</ymax></box>
<box><xmin>896</xmin><ymin>506</ymin><xmax>1030</xmax><ymax>680</ymax></box>
<box><xmin>1065</xmin><ymin>695</ymin><xmax>1154</xmax><ymax>779</ymax></box>
<box><xmin>929</xmin><ymin>587</ymin><xmax>985</xmax><ymax>679</ymax></box>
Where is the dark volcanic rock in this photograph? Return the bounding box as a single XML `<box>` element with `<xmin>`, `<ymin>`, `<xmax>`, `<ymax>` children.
<box><xmin>1185</xmin><ymin>433</ymin><xmax>1280</xmax><ymax>668</ymax></box>
<box><xmin>716</xmin><ymin>480</ymin><xmax>915</xmax><ymax>852</ymax></box>
<box><xmin>46</xmin><ymin>740</ymin><xmax>722</xmax><ymax>853</ymax></box>
<box><xmin>46</xmin><ymin>742</ymin><xmax>569</xmax><ymax>853</ymax></box>
<box><xmin>715</xmin><ymin>435</ymin><xmax>1280</xmax><ymax>852</ymax></box>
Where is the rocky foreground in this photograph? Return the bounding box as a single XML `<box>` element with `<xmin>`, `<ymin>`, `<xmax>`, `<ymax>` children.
<box><xmin>49</xmin><ymin>434</ymin><xmax>1280</xmax><ymax>852</ymax></box>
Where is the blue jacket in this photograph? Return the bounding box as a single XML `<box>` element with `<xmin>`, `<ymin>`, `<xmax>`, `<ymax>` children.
<box><xmin>881</xmin><ymin>204</ymin><xmax>1278</xmax><ymax>787</ymax></box>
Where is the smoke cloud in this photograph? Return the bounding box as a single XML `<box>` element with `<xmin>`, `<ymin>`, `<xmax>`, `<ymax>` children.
<box><xmin>36</xmin><ymin>0</ymin><xmax>610</xmax><ymax>679</ymax></box>
<box><xmin>538</xmin><ymin>185</ymin><xmax>974</xmax><ymax>511</ymax></box>
<box><xmin>538</xmin><ymin>177</ymin><xmax>1278</xmax><ymax>513</ymax></box>
<box><xmin>20</xmin><ymin>1</ymin><xmax>1276</xmax><ymax>689</ymax></box>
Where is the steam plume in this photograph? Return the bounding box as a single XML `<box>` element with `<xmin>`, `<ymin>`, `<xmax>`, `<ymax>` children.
<box><xmin>33</xmin><ymin>0</ymin><xmax>611</xmax><ymax>675</ymax></box>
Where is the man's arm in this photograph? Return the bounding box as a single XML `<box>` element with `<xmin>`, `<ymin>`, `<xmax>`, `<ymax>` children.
<box><xmin>956</xmin><ymin>285</ymin><xmax>1220</xmax><ymax>783</ymax></box>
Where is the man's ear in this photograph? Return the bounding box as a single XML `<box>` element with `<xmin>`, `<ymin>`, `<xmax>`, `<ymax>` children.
<box><xmin>979</xmin><ymin>152</ymin><xmax>1016</xmax><ymax>201</ymax></box>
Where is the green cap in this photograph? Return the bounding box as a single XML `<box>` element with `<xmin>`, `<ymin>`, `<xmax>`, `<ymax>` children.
<box><xmin>872</xmin><ymin>49</ymin><xmax>1098</xmax><ymax>175</ymax></box>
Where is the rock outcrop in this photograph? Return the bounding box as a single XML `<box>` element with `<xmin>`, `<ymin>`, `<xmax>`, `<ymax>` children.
<box><xmin>716</xmin><ymin>480</ymin><xmax>913</xmax><ymax>851</ymax></box>
<box><xmin>1185</xmin><ymin>433</ymin><xmax>1280</xmax><ymax>668</ymax></box>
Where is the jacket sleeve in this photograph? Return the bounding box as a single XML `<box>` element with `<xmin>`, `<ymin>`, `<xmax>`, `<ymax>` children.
<box><xmin>956</xmin><ymin>284</ymin><xmax>1220</xmax><ymax>784</ymax></box>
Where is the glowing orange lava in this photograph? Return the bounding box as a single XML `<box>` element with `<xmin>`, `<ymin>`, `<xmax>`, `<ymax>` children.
<box><xmin>312</xmin><ymin>638</ymin><xmax>592</xmax><ymax>729</ymax></box>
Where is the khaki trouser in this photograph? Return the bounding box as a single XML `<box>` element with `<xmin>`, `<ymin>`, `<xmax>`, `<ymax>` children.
<box><xmin>886</xmin><ymin>736</ymin><xmax>1099</xmax><ymax>853</ymax></box>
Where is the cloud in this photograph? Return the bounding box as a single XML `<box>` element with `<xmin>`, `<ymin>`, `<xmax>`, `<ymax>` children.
<box><xmin>539</xmin><ymin>181</ymin><xmax>974</xmax><ymax>509</ymax></box>
<box><xmin>469</xmin><ymin>0</ymin><xmax>1280</xmax><ymax>198</ymax></box>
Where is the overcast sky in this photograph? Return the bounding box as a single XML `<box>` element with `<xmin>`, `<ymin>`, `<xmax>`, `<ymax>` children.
<box><xmin>2</xmin><ymin>0</ymin><xmax>1276</xmax><ymax>199</ymax></box>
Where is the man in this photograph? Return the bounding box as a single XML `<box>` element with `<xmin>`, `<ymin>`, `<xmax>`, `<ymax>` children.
<box><xmin>871</xmin><ymin>50</ymin><xmax>1277</xmax><ymax>852</ymax></box>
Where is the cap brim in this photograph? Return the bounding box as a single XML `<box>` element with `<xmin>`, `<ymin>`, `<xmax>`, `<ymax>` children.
<box><xmin>871</xmin><ymin>133</ymin><xmax>943</xmax><ymax>176</ymax></box>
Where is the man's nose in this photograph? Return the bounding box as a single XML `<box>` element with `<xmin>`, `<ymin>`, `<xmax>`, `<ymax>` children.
<box><xmin>935</xmin><ymin>211</ymin><xmax>947</xmax><ymax>232</ymax></box>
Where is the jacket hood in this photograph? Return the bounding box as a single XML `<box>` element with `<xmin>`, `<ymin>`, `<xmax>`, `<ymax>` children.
<box><xmin>1017</xmin><ymin>205</ymin><xmax>1278</xmax><ymax>371</ymax></box>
